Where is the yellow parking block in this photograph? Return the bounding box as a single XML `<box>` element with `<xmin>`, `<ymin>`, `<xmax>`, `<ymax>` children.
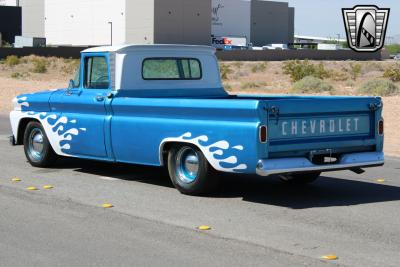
<box><xmin>376</xmin><ymin>179</ymin><xmax>385</xmax><ymax>183</ymax></box>
<box><xmin>11</xmin><ymin>178</ymin><xmax>21</xmax><ymax>182</ymax></box>
<box><xmin>43</xmin><ymin>185</ymin><xmax>54</xmax><ymax>190</ymax></box>
<box><xmin>322</xmin><ymin>255</ymin><xmax>338</xmax><ymax>260</ymax></box>
<box><xmin>197</xmin><ymin>225</ymin><xmax>211</xmax><ymax>231</ymax></box>
<box><xmin>102</xmin><ymin>203</ymin><xmax>114</xmax><ymax>208</ymax></box>
<box><xmin>27</xmin><ymin>186</ymin><xmax>38</xmax><ymax>191</ymax></box>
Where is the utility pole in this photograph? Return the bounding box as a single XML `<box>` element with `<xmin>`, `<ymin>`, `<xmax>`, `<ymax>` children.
<box><xmin>108</xmin><ymin>21</ymin><xmax>113</xmax><ymax>46</ymax></box>
<box><xmin>336</xmin><ymin>34</ymin><xmax>340</xmax><ymax>44</ymax></box>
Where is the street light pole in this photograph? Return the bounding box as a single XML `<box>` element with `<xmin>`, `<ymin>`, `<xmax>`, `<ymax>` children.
<box><xmin>108</xmin><ymin>22</ymin><xmax>113</xmax><ymax>46</ymax></box>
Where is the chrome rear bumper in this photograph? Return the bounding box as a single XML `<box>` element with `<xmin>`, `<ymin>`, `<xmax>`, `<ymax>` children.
<box><xmin>256</xmin><ymin>152</ymin><xmax>384</xmax><ymax>176</ymax></box>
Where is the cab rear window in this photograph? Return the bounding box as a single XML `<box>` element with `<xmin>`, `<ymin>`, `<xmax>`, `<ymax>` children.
<box><xmin>142</xmin><ymin>58</ymin><xmax>202</xmax><ymax>80</ymax></box>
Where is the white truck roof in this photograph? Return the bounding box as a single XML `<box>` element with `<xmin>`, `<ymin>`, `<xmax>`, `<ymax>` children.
<box><xmin>81</xmin><ymin>44</ymin><xmax>225</xmax><ymax>97</ymax></box>
<box><xmin>82</xmin><ymin>44</ymin><xmax>216</xmax><ymax>54</ymax></box>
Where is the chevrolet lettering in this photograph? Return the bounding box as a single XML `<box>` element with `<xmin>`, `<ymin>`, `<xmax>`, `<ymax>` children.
<box><xmin>279</xmin><ymin>117</ymin><xmax>367</xmax><ymax>137</ymax></box>
<box><xmin>9</xmin><ymin>45</ymin><xmax>384</xmax><ymax>195</ymax></box>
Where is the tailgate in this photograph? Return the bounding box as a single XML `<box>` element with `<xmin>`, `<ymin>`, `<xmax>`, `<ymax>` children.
<box><xmin>265</xmin><ymin>97</ymin><xmax>381</xmax><ymax>157</ymax></box>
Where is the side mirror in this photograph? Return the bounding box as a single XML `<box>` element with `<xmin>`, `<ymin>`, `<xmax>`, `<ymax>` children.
<box><xmin>68</xmin><ymin>79</ymin><xmax>75</xmax><ymax>89</ymax></box>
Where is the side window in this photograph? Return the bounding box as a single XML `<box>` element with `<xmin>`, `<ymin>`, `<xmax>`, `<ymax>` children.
<box><xmin>142</xmin><ymin>58</ymin><xmax>202</xmax><ymax>80</ymax></box>
<box><xmin>84</xmin><ymin>56</ymin><xmax>109</xmax><ymax>89</ymax></box>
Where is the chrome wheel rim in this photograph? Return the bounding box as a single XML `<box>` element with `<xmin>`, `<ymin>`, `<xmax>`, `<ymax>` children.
<box><xmin>28</xmin><ymin>128</ymin><xmax>44</xmax><ymax>161</ymax></box>
<box><xmin>175</xmin><ymin>147</ymin><xmax>199</xmax><ymax>184</ymax></box>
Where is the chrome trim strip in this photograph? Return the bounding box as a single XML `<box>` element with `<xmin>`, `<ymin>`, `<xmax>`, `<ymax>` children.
<box><xmin>256</xmin><ymin>152</ymin><xmax>384</xmax><ymax>176</ymax></box>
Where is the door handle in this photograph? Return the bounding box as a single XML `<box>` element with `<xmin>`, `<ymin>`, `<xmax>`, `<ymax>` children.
<box><xmin>95</xmin><ymin>96</ymin><xmax>105</xmax><ymax>102</ymax></box>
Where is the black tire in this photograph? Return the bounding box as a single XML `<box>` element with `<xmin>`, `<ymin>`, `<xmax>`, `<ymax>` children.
<box><xmin>167</xmin><ymin>144</ymin><xmax>219</xmax><ymax>195</ymax></box>
<box><xmin>23</xmin><ymin>121</ymin><xmax>57</xmax><ymax>167</ymax></box>
<box><xmin>279</xmin><ymin>171</ymin><xmax>321</xmax><ymax>185</ymax></box>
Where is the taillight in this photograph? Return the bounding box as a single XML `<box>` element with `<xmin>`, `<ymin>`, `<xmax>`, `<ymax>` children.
<box><xmin>259</xmin><ymin>125</ymin><xmax>267</xmax><ymax>143</ymax></box>
<box><xmin>378</xmin><ymin>119</ymin><xmax>384</xmax><ymax>135</ymax></box>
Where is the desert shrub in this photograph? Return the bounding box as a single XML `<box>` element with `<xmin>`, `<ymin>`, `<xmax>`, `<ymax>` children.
<box><xmin>241</xmin><ymin>82</ymin><xmax>267</xmax><ymax>89</ymax></box>
<box><xmin>314</xmin><ymin>62</ymin><xmax>330</xmax><ymax>79</ymax></box>
<box><xmin>349</xmin><ymin>63</ymin><xmax>362</xmax><ymax>80</ymax></box>
<box><xmin>358</xmin><ymin>80</ymin><xmax>399</xmax><ymax>96</ymax></box>
<box><xmin>235</xmin><ymin>70</ymin><xmax>250</xmax><ymax>78</ymax></box>
<box><xmin>251</xmin><ymin>62</ymin><xmax>267</xmax><ymax>73</ymax></box>
<box><xmin>11</xmin><ymin>72</ymin><xmax>30</xmax><ymax>79</ymax></box>
<box><xmin>219</xmin><ymin>64</ymin><xmax>233</xmax><ymax>80</ymax></box>
<box><xmin>232</xmin><ymin>62</ymin><xmax>243</xmax><ymax>69</ymax></box>
<box><xmin>61</xmin><ymin>59</ymin><xmax>80</xmax><ymax>74</ymax></box>
<box><xmin>290</xmin><ymin>76</ymin><xmax>334</xmax><ymax>94</ymax></box>
<box><xmin>345</xmin><ymin>80</ymin><xmax>355</xmax><ymax>87</ymax></box>
<box><xmin>5</xmin><ymin>55</ymin><xmax>20</xmax><ymax>66</ymax></box>
<box><xmin>330</xmin><ymin>70</ymin><xmax>348</xmax><ymax>81</ymax></box>
<box><xmin>19</xmin><ymin>56</ymin><xmax>29</xmax><ymax>64</ymax></box>
<box><xmin>32</xmin><ymin>59</ymin><xmax>47</xmax><ymax>73</ymax></box>
<box><xmin>282</xmin><ymin>60</ymin><xmax>329</xmax><ymax>82</ymax></box>
<box><xmin>364</xmin><ymin>61</ymin><xmax>385</xmax><ymax>73</ymax></box>
<box><xmin>63</xmin><ymin>58</ymin><xmax>78</xmax><ymax>64</ymax></box>
<box><xmin>383</xmin><ymin>64</ymin><xmax>400</xmax><ymax>82</ymax></box>
<box><xmin>11</xmin><ymin>72</ymin><xmax>22</xmax><ymax>79</ymax></box>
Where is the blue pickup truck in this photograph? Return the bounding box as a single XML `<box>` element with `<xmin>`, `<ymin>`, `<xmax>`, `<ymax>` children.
<box><xmin>9</xmin><ymin>45</ymin><xmax>384</xmax><ymax>195</ymax></box>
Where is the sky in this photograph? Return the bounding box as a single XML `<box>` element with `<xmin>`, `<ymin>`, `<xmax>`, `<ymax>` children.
<box><xmin>275</xmin><ymin>0</ymin><xmax>399</xmax><ymax>41</ymax></box>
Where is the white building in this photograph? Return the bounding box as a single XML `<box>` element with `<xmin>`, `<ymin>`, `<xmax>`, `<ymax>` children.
<box><xmin>5</xmin><ymin>0</ymin><xmax>293</xmax><ymax>47</ymax></box>
<box><xmin>45</xmin><ymin>0</ymin><xmax>210</xmax><ymax>46</ymax></box>
<box><xmin>45</xmin><ymin>0</ymin><xmax>126</xmax><ymax>45</ymax></box>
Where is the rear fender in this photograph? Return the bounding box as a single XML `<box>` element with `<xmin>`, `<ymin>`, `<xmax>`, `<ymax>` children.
<box><xmin>159</xmin><ymin>132</ymin><xmax>251</xmax><ymax>173</ymax></box>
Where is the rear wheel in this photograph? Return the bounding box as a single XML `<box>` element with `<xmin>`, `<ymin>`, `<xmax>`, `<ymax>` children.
<box><xmin>23</xmin><ymin>121</ymin><xmax>57</xmax><ymax>167</ymax></box>
<box><xmin>279</xmin><ymin>171</ymin><xmax>321</xmax><ymax>185</ymax></box>
<box><xmin>167</xmin><ymin>144</ymin><xmax>219</xmax><ymax>195</ymax></box>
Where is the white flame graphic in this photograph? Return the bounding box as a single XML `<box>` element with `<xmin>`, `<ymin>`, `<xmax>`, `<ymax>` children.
<box><xmin>161</xmin><ymin>132</ymin><xmax>247</xmax><ymax>172</ymax></box>
<box><xmin>12</xmin><ymin>95</ymin><xmax>86</xmax><ymax>156</ymax></box>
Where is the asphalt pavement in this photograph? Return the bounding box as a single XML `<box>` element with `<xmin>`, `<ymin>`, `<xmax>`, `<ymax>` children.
<box><xmin>0</xmin><ymin>115</ymin><xmax>399</xmax><ymax>267</ymax></box>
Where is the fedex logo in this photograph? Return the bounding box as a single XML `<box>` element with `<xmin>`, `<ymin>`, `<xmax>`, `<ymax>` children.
<box><xmin>212</xmin><ymin>37</ymin><xmax>232</xmax><ymax>45</ymax></box>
